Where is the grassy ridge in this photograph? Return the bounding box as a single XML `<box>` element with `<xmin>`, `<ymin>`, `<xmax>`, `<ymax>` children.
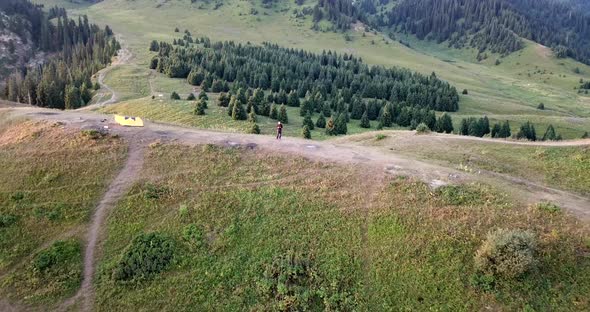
<box><xmin>94</xmin><ymin>144</ymin><xmax>590</xmax><ymax>310</ymax></box>
<box><xmin>341</xmin><ymin>131</ymin><xmax>590</xmax><ymax>195</ymax></box>
<box><xmin>0</xmin><ymin>119</ymin><xmax>126</xmax><ymax>306</ymax></box>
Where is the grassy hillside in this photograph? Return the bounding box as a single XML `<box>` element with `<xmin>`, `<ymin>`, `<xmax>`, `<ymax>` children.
<box><xmin>35</xmin><ymin>0</ymin><xmax>590</xmax><ymax>139</ymax></box>
<box><xmin>91</xmin><ymin>143</ymin><xmax>590</xmax><ymax>310</ymax></box>
<box><xmin>0</xmin><ymin>117</ymin><xmax>126</xmax><ymax>307</ymax></box>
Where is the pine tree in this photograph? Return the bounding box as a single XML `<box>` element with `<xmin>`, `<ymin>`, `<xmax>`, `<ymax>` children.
<box><xmin>278</xmin><ymin>105</ymin><xmax>289</xmax><ymax>123</ymax></box>
<box><xmin>187</xmin><ymin>93</ymin><xmax>196</xmax><ymax>101</ymax></box>
<box><xmin>322</xmin><ymin>102</ymin><xmax>332</xmax><ymax>117</ymax></box>
<box><xmin>335</xmin><ymin>113</ymin><xmax>348</xmax><ymax>135</ymax></box>
<box><xmin>217</xmin><ymin>93</ymin><xmax>229</xmax><ymax>107</ymax></box>
<box><xmin>499</xmin><ymin>120</ymin><xmax>511</xmax><ymax>138</ymax></box>
<box><xmin>171</xmin><ymin>91</ymin><xmax>181</xmax><ymax>100</ymax></box>
<box><xmin>302</xmin><ymin>125</ymin><xmax>311</xmax><ymax>139</ymax></box>
<box><xmin>248</xmin><ymin>123</ymin><xmax>261</xmax><ymax>134</ymax></box>
<box><xmin>316</xmin><ymin>114</ymin><xmax>326</xmax><ymax>128</ymax></box>
<box><xmin>302</xmin><ymin>112</ymin><xmax>315</xmax><ymax>130</ymax></box>
<box><xmin>198</xmin><ymin>91</ymin><xmax>208</xmax><ymax>101</ymax></box>
<box><xmin>248</xmin><ymin>111</ymin><xmax>256</xmax><ymax>123</ymax></box>
<box><xmin>64</xmin><ymin>84</ymin><xmax>81</xmax><ymax>109</ymax></box>
<box><xmin>228</xmin><ymin>96</ymin><xmax>237</xmax><ymax>116</ymax></box>
<box><xmin>436</xmin><ymin>113</ymin><xmax>454</xmax><ymax>133</ymax></box>
<box><xmin>194</xmin><ymin>100</ymin><xmax>206</xmax><ymax>115</ymax></box>
<box><xmin>325</xmin><ymin>117</ymin><xmax>336</xmax><ymax>136</ymax></box>
<box><xmin>491</xmin><ymin>123</ymin><xmax>501</xmax><ymax>138</ymax></box>
<box><xmin>287</xmin><ymin>91</ymin><xmax>300</xmax><ymax>107</ymax></box>
<box><xmin>232</xmin><ymin>101</ymin><xmax>247</xmax><ymax>120</ymax></box>
<box><xmin>460</xmin><ymin>118</ymin><xmax>469</xmax><ymax>135</ymax></box>
<box><xmin>381</xmin><ymin>107</ymin><xmax>392</xmax><ymax>127</ymax></box>
<box><xmin>270</xmin><ymin>104</ymin><xmax>278</xmax><ymax>119</ymax></box>
<box><xmin>583</xmin><ymin>131</ymin><xmax>589</xmax><ymax>139</ymax></box>
<box><xmin>360</xmin><ymin>111</ymin><xmax>371</xmax><ymax>128</ymax></box>
<box><xmin>149</xmin><ymin>40</ymin><xmax>159</xmax><ymax>51</ymax></box>
<box><xmin>542</xmin><ymin>125</ymin><xmax>557</xmax><ymax>141</ymax></box>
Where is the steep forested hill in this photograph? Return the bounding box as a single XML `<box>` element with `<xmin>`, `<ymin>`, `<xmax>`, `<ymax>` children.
<box><xmin>0</xmin><ymin>0</ymin><xmax>119</xmax><ymax>109</ymax></box>
<box><xmin>315</xmin><ymin>0</ymin><xmax>590</xmax><ymax>64</ymax></box>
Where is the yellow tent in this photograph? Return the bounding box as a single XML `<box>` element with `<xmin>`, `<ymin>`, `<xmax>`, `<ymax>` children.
<box><xmin>114</xmin><ymin>115</ymin><xmax>144</xmax><ymax>127</ymax></box>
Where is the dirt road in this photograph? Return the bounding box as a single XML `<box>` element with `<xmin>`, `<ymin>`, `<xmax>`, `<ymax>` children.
<box><xmin>9</xmin><ymin>107</ymin><xmax>590</xmax><ymax>220</ymax></box>
<box><xmin>79</xmin><ymin>35</ymin><xmax>132</xmax><ymax>111</ymax></box>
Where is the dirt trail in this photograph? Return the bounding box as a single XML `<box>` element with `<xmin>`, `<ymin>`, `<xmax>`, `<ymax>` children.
<box><xmin>59</xmin><ymin>135</ymin><xmax>145</xmax><ymax>312</ymax></box>
<box><xmin>79</xmin><ymin>35</ymin><xmax>132</xmax><ymax>111</ymax></box>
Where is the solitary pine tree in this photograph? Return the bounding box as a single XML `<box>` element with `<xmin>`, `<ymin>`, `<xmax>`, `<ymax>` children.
<box><xmin>187</xmin><ymin>93</ymin><xmax>196</xmax><ymax>101</ymax></box>
<box><xmin>582</xmin><ymin>131</ymin><xmax>589</xmax><ymax>139</ymax></box>
<box><xmin>171</xmin><ymin>91</ymin><xmax>181</xmax><ymax>100</ymax></box>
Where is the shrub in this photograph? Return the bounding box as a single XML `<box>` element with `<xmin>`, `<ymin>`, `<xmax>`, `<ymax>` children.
<box><xmin>112</xmin><ymin>232</ymin><xmax>176</xmax><ymax>281</ymax></box>
<box><xmin>475</xmin><ymin>229</ymin><xmax>537</xmax><ymax>279</ymax></box>
<box><xmin>415</xmin><ymin>122</ymin><xmax>430</xmax><ymax>134</ymax></box>
<box><xmin>81</xmin><ymin>129</ymin><xmax>104</xmax><ymax>140</ymax></box>
<box><xmin>143</xmin><ymin>183</ymin><xmax>168</xmax><ymax>200</ymax></box>
<box><xmin>10</xmin><ymin>192</ymin><xmax>24</xmax><ymax>201</ymax></box>
<box><xmin>170</xmin><ymin>91</ymin><xmax>181</xmax><ymax>100</ymax></box>
<box><xmin>257</xmin><ymin>251</ymin><xmax>358</xmax><ymax>310</ymax></box>
<box><xmin>186</xmin><ymin>93</ymin><xmax>196</xmax><ymax>101</ymax></box>
<box><xmin>0</xmin><ymin>214</ymin><xmax>17</xmax><ymax>228</ymax></box>
<box><xmin>536</xmin><ymin>201</ymin><xmax>561</xmax><ymax>213</ymax></box>
<box><xmin>537</xmin><ymin>103</ymin><xmax>545</xmax><ymax>110</ymax></box>
<box><xmin>462</xmin><ymin>89</ymin><xmax>468</xmax><ymax>95</ymax></box>
<box><xmin>375</xmin><ymin>134</ymin><xmax>387</xmax><ymax>141</ymax></box>
<box><xmin>33</xmin><ymin>240</ymin><xmax>81</xmax><ymax>272</ymax></box>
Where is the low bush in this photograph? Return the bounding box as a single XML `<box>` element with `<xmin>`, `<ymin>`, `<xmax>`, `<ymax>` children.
<box><xmin>475</xmin><ymin>229</ymin><xmax>537</xmax><ymax>279</ymax></box>
<box><xmin>257</xmin><ymin>250</ymin><xmax>357</xmax><ymax>311</ymax></box>
<box><xmin>33</xmin><ymin>240</ymin><xmax>81</xmax><ymax>272</ymax></box>
<box><xmin>143</xmin><ymin>183</ymin><xmax>168</xmax><ymax>200</ymax></box>
<box><xmin>0</xmin><ymin>214</ymin><xmax>17</xmax><ymax>227</ymax></box>
<box><xmin>536</xmin><ymin>201</ymin><xmax>561</xmax><ymax>213</ymax></box>
<box><xmin>415</xmin><ymin>122</ymin><xmax>430</xmax><ymax>134</ymax></box>
<box><xmin>112</xmin><ymin>232</ymin><xmax>176</xmax><ymax>282</ymax></box>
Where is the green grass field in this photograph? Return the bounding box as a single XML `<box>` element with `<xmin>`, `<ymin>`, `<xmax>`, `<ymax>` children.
<box><xmin>0</xmin><ymin>119</ymin><xmax>126</xmax><ymax>307</ymax></box>
<box><xmin>34</xmin><ymin>0</ymin><xmax>590</xmax><ymax>139</ymax></box>
<box><xmin>91</xmin><ymin>143</ymin><xmax>590</xmax><ymax>310</ymax></box>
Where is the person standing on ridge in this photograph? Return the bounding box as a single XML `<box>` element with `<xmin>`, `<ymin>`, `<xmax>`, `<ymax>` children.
<box><xmin>276</xmin><ymin>121</ymin><xmax>283</xmax><ymax>140</ymax></box>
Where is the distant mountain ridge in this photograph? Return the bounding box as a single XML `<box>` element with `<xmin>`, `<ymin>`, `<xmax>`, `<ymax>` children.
<box><xmin>315</xmin><ymin>0</ymin><xmax>590</xmax><ymax>64</ymax></box>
